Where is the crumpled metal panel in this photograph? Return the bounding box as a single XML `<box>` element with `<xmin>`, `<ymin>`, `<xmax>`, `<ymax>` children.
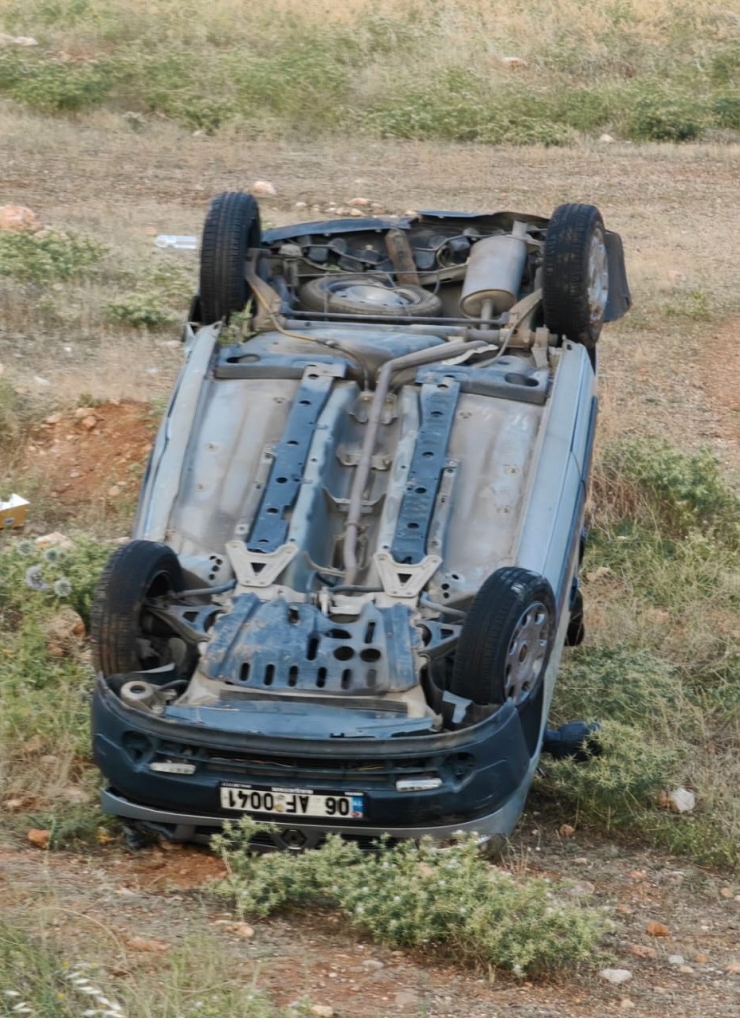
<box><xmin>202</xmin><ymin>595</ymin><xmax>421</xmax><ymax>694</ymax></box>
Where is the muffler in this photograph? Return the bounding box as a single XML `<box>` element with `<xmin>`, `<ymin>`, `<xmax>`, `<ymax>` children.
<box><xmin>460</xmin><ymin>221</ymin><xmax>529</xmax><ymax>319</ymax></box>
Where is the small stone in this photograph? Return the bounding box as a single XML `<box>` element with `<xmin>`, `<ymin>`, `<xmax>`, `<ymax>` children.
<box><xmin>720</xmin><ymin>887</ymin><xmax>733</xmax><ymax>898</ymax></box>
<box><xmin>599</xmin><ymin>133</ymin><xmax>615</xmax><ymax>143</ymax></box>
<box><xmin>34</xmin><ymin>376</ymin><xmax>51</xmax><ymax>387</ymax></box>
<box><xmin>559</xmin><ymin>823</ymin><xmax>576</xmax><ymax>838</ymax></box>
<box><xmin>501</xmin><ymin>56</ymin><xmax>528</xmax><ymax>69</ymax></box>
<box><xmin>294</xmin><ymin>201</ymin><xmax>308</xmax><ymax>210</ymax></box>
<box><xmin>726</xmin><ymin>961</ymin><xmax>740</xmax><ymax>974</ymax></box>
<box><xmin>27</xmin><ymin>828</ymin><xmax>50</xmax><ymax>849</ymax></box>
<box><xmin>628</xmin><ymin>944</ymin><xmax>657</xmax><ymax>960</ymax></box>
<box><xmin>251</xmin><ymin>180</ymin><xmax>277</xmax><ymax>197</ymax></box>
<box><xmin>600</xmin><ymin>968</ymin><xmax>632</xmax><ymax>985</ymax></box>
<box><xmin>574</xmin><ymin>856</ymin><xmax>589</xmax><ymax>865</ymax></box>
<box><xmin>370</xmin><ymin>202</ymin><xmax>385</xmax><ymax>213</ymax></box>
<box><xmin>82</xmin><ymin>415</ymin><xmax>97</xmax><ymax>430</ymax></box>
<box><xmin>229</xmin><ymin>922</ymin><xmax>254</xmax><ymax>938</ymax></box>
<box><xmin>349</xmin><ymin>208</ymin><xmax>364</xmax><ymax>217</ymax></box>
<box><xmin>694</xmin><ymin>953</ymin><xmax>710</xmax><ymax>964</ymax></box>
<box><xmin>0</xmin><ymin>204</ymin><xmax>41</xmax><ymax>232</ymax></box>
<box><xmin>74</xmin><ymin>406</ymin><xmax>95</xmax><ymax>419</ymax></box>
<box><xmin>108</xmin><ymin>486</ymin><xmax>121</xmax><ymax>498</ymax></box>
<box><xmin>126</xmin><ymin>936</ymin><xmax>170</xmax><ymax>953</ymax></box>
<box><xmin>348</xmin><ymin>197</ymin><xmax>371</xmax><ymax>207</ymax></box>
<box><xmin>629</xmin><ymin>869</ymin><xmax>647</xmax><ymax>880</ymax></box>
<box><xmin>45</xmin><ymin>413</ymin><xmax>62</xmax><ymax>425</ymax></box>
<box><xmin>309</xmin><ymin>1007</ymin><xmax>334</xmax><ymax>1018</ymax></box>
<box><xmin>334</xmin><ymin>206</ymin><xmax>352</xmax><ymax>216</ymax></box>
<box><xmin>362</xmin><ymin>960</ymin><xmax>384</xmax><ymax>970</ymax></box>
<box><xmin>659</xmin><ymin>787</ymin><xmax>695</xmax><ymax>813</ymax></box>
<box><xmin>678</xmin><ymin>965</ymin><xmax>694</xmax><ymax>975</ymax></box>
<box><xmin>13</xmin><ymin>36</ymin><xmax>38</xmax><ymax>46</ymax></box>
<box><xmin>668</xmin><ymin>955</ymin><xmax>685</xmax><ymax>966</ymax></box>
<box><xmin>619</xmin><ymin>1000</ymin><xmax>635</xmax><ymax>1010</ymax></box>
<box><xmin>35</xmin><ymin>531</ymin><xmax>74</xmax><ymax>550</ymax></box>
<box><xmin>646</xmin><ymin>921</ymin><xmax>670</xmax><ymax>937</ymax></box>
<box><xmin>569</xmin><ymin>881</ymin><xmax>596</xmax><ymax>896</ymax></box>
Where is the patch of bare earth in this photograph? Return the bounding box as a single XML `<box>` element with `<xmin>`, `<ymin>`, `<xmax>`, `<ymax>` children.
<box><xmin>2</xmin><ymin>828</ymin><xmax>740</xmax><ymax>1017</ymax></box>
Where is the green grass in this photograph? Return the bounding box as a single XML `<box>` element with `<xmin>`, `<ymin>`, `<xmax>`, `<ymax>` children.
<box><xmin>213</xmin><ymin>817</ymin><xmax>603</xmax><ymax>979</ymax></box>
<box><xmin>540</xmin><ymin>438</ymin><xmax>740</xmax><ymax>867</ymax></box>
<box><xmin>1</xmin><ymin>0</ymin><xmax>740</xmax><ymax>142</ymax></box>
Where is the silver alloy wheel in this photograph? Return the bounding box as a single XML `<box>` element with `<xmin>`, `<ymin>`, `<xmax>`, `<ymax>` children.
<box><xmin>503</xmin><ymin>601</ymin><xmax>552</xmax><ymax>705</ymax></box>
<box><xmin>587</xmin><ymin>228</ymin><xmax>609</xmax><ymax>326</ymax></box>
<box><xmin>328</xmin><ymin>280</ymin><xmax>415</xmax><ymax>309</ymax></box>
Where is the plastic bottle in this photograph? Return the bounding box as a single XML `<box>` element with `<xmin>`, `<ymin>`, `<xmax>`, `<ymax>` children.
<box><xmin>154</xmin><ymin>235</ymin><xmax>198</xmax><ymax>250</ymax></box>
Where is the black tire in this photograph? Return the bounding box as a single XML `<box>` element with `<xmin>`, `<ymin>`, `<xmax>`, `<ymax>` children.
<box><xmin>199</xmin><ymin>191</ymin><xmax>262</xmax><ymax>324</ymax></box>
<box><xmin>90</xmin><ymin>540</ymin><xmax>183</xmax><ymax>677</ymax></box>
<box><xmin>299</xmin><ymin>274</ymin><xmax>443</xmax><ymax>318</ymax></box>
<box><xmin>450</xmin><ymin>567</ymin><xmax>556</xmax><ymax>707</ymax></box>
<box><xmin>542</xmin><ymin>203</ymin><xmax>608</xmax><ymax>349</ymax></box>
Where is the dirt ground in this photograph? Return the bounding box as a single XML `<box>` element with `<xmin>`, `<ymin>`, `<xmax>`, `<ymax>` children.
<box><xmin>2</xmin><ymin>824</ymin><xmax>740</xmax><ymax>1017</ymax></box>
<box><xmin>3</xmin><ymin>106</ymin><xmax>740</xmax><ymax>1016</ymax></box>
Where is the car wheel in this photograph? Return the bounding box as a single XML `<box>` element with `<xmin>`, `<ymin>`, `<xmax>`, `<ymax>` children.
<box><xmin>449</xmin><ymin>567</ymin><xmax>556</xmax><ymax>707</ymax></box>
<box><xmin>299</xmin><ymin>274</ymin><xmax>443</xmax><ymax>317</ymax></box>
<box><xmin>90</xmin><ymin>540</ymin><xmax>184</xmax><ymax>676</ymax></box>
<box><xmin>199</xmin><ymin>191</ymin><xmax>262</xmax><ymax>324</ymax></box>
<box><xmin>542</xmin><ymin>203</ymin><xmax>608</xmax><ymax>348</ymax></box>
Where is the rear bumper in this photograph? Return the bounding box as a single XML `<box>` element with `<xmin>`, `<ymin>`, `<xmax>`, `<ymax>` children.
<box><xmin>92</xmin><ymin>676</ymin><xmax>543</xmax><ymax>848</ymax></box>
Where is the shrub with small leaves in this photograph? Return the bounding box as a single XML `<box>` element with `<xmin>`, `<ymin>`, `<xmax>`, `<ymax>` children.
<box><xmin>212</xmin><ymin>818</ymin><xmax>603</xmax><ymax>978</ymax></box>
<box><xmin>0</xmin><ymin>228</ymin><xmax>104</xmax><ymax>284</ymax></box>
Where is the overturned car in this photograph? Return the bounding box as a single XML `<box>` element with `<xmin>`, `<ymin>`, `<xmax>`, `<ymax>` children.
<box><xmin>91</xmin><ymin>194</ymin><xmax>629</xmax><ymax>849</ymax></box>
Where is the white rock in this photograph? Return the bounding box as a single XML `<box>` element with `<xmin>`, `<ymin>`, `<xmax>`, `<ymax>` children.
<box><xmin>309</xmin><ymin>1007</ymin><xmax>334</xmax><ymax>1018</ymax></box>
<box><xmin>349</xmin><ymin>208</ymin><xmax>364</xmax><ymax>218</ymax></box>
<box><xmin>35</xmin><ymin>532</ymin><xmax>75</xmax><ymax>550</ymax></box>
<box><xmin>34</xmin><ymin>376</ymin><xmax>51</xmax><ymax>387</ymax></box>
<box><xmin>348</xmin><ymin>197</ymin><xmax>371</xmax><ymax>207</ymax></box>
<box><xmin>599</xmin><ymin>133</ymin><xmax>615</xmax><ymax>143</ymax></box>
<box><xmin>600</xmin><ymin>968</ymin><xmax>632</xmax><ymax>984</ymax></box>
<box><xmin>13</xmin><ymin>36</ymin><xmax>39</xmax><ymax>46</ymax></box>
<box><xmin>668</xmin><ymin>955</ymin><xmax>685</xmax><ymax>966</ymax></box>
<box><xmin>251</xmin><ymin>180</ymin><xmax>277</xmax><ymax>198</ymax></box>
<box><xmin>294</xmin><ymin>201</ymin><xmax>308</xmax><ymax>210</ymax></box>
<box><xmin>668</xmin><ymin>788</ymin><xmax>696</xmax><ymax>813</ymax></box>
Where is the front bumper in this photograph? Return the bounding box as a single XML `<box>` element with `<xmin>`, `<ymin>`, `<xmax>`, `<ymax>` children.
<box><xmin>92</xmin><ymin>677</ymin><xmax>542</xmax><ymax>848</ymax></box>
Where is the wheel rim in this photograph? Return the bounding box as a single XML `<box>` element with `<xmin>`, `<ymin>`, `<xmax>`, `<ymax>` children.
<box><xmin>325</xmin><ymin>279</ymin><xmax>419</xmax><ymax>310</ymax></box>
<box><xmin>587</xmin><ymin>228</ymin><xmax>609</xmax><ymax>326</ymax></box>
<box><xmin>504</xmin><ymin>600</ymin><xmax>552</xmax><ymax>705</ymax></box>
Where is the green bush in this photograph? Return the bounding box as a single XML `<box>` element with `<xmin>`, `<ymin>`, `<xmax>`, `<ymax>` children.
<box><xmin>0</xmin><ymin>51</ymin><xmax>112</xmax><ymax>113</ymax></box>
<box><xmin>212</xmin><ymin>818</ymin><xmax>603</xmax><ymax>978</ymax></box>
<box><xmin>599</xmin><ymin>438</ymin><xmax>740</xmax><ymax>543</ymax></box>
<box><xmin>625</xmin><ymin>88</ymin><xmax>707</xmax><ymax>141</ymax></box>
<box><xmin>0</xmin><ymin>228</ymin><xmax>104</xmax><ymax>284</ymax></box>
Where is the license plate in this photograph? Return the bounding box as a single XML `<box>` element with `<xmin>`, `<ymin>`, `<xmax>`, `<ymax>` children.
<box><xmin>220</xmin><ymin>783</ymin><xmax>364</xmax><ymax>819</ymax></box>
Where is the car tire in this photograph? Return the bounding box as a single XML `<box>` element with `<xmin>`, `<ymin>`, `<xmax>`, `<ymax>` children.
<box><xmin>299</xmin><ymin>274</ymin><xmax>443</xmax><ymax>317</ymax></box>
<box><xmin>199</xmin><ymin>191</ymin><xmax>262</xmax><ymax>324</ymax></box>
<box><xmin>91</xmin><ymin>540</ymin><xmax>184</xmax><ymax>676</ymax></box>
<box><xmin>542</xmin><ymin>203</ymin><xmax>608</xmax><ymax>348</ymax></box>
<box><xmin>449</xmin><ymin>567</ymin><xmax>556</xmax><ymax>707</ymax></box>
